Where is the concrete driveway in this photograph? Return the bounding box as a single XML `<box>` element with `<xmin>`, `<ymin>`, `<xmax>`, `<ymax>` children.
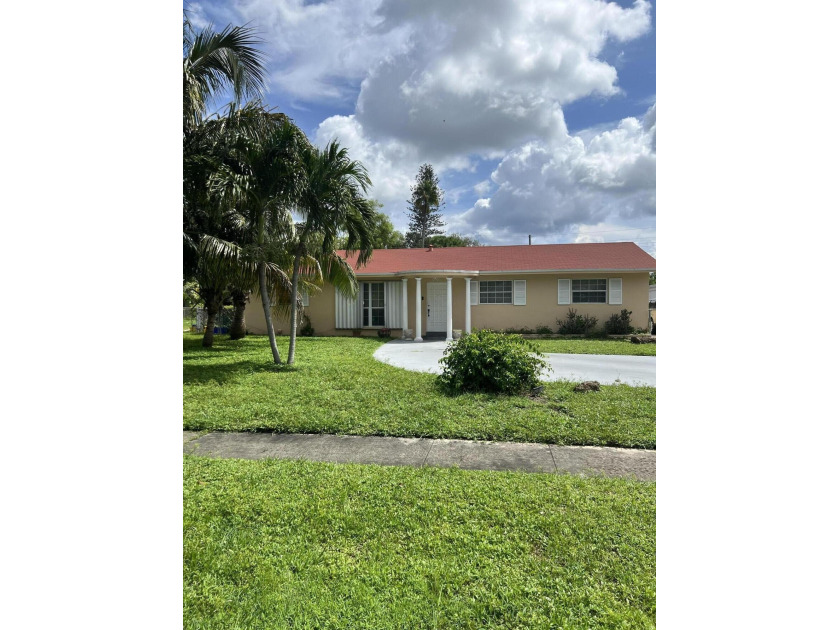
<box><xmin>373</xmin><ymin>339</ymin><xmax>656</xmax><ymax>387</ymax></box>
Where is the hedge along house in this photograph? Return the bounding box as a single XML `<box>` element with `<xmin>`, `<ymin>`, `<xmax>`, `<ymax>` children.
<box><xmin>243</xmin><ymin>242</ymin><xmax>656</xmax><ymax>340</ymax></box>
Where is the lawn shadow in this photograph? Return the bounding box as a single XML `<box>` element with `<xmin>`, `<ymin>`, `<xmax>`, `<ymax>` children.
<box><xmin>183</xmin><ymin>360</ymin><xmax>298</xmax><ymax>385</ymax></box>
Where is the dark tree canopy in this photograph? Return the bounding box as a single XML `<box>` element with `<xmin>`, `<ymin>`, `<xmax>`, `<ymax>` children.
<box><xmin>427</xmin><ymin>233</ymin><xmax>481</xmax><ymax>248</ymax></box>
<box><xmin>405</xmin><ymin>163</ymin><xmax>445</xmax><ymax>248</ymax></box>
<box><xmin>338</xmin><ymin>205</ymin><xmax>405</xmax><ymax>250</ymax></box>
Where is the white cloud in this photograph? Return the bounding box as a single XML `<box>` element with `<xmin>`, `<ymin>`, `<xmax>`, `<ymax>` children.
<box><xmin>357</xmin><ymin>0</ymin><xmax>652</xmax><ymax>155</ymax></box>
<box><xmin>314</xmin><ymin>114</ymin><xmax>474</xmax><ymax>228</ymax></box>
<box><xmin>219</xmin><ymin>0</ymin><xmax>650</xmax><ymax>149</ymax></box>
<box><xmin>203</xmin><ymin>0</ymin><xmax>655</xmax><ymax>246</ymax></box>
<box><xmin>185</xmin><ymin>3</ymin><xmax>212</xmax><ymax>29</ymax></box>
<box><xmin>473</xmin><ymin>180</ymin><xmax>492</xmax><ymax>196</ymax></box>
<box><xmin>448</xmin><ymin>103</ymin><xmax>656</xmax><ymax>250</ymax></box>
<box><xmin>230</xmin><ymin>0</ymin><xmax>413</xmax><ymax>102</ymax></box>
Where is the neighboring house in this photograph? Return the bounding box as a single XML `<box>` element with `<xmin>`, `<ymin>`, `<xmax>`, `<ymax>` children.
<box><xmin>244</xmin><ymin>242</ymin><xmax>656</xmax><ymax>340</ymax></box>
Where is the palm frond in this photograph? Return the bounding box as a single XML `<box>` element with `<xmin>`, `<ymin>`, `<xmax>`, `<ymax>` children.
<box><xmin>321</xmin><ymin>252</ymin><xmax>359</xmax><ymax>298</ymax></box>
<box><xmin>184</xmin><ymin>22</ymin><xmax>267</xmax><ymax>128</ymax></box>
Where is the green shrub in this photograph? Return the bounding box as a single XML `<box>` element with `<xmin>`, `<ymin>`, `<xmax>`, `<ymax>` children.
<box><xmin>299</xmin><ymin>314</ymin><xmax>315</xmax><ymax>337</ymax></box>
<box><xmin>437</xmin><ymin>330</ymin><xmax>549</xmax><ymax>395</ymax></box>
<box><xmin>504</xmin><ymin>326</ymin><xmax>534</xmax><ymax>334</ymax></box>
<box><xmin>604</xmin><ymin>309</ymin><xmax>633</xmax><ymax>335</ymax></box>
<box><xmin>557</xmin><ymin>308</ymin><xmax>599</xmax><ymax>334</ymax></box>
<box><xmin>535</xmin><ymin>324</ymin><xmax>553</xmax><ymax>335</ymax></box>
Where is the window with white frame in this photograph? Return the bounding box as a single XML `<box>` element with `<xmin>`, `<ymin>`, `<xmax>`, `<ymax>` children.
<box><xmin>572</xmin><ymin>279</ymin><xmax>607</xmax><ymax>303</ymax></box>
<box><xmin>361</xmin><ymin>282</ymin><xmax>385</xmax><ymax>326</ymax></box>
<box><xmin>479</xmin><ymin>280</ymin><xmax>512</xmax><ymax>304</ymax></box>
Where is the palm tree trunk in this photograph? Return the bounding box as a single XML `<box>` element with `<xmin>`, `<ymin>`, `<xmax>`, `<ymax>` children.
<box><xmin>229</xmin><ymin>289</ymin><xmax>248</xmax><ymax>339</ymax></box>
<box><xmin>202</xmin><ymin>293</ymin><xmax>222</xmax><ymax>348</ymax></box>
<box><xmin>259</xmin><ymin>262</ymin><xmax>283</xmax><ymax>364</ymax></box>
<box><xmin>287</xmin><ymin>254</ymin><xmax>302</xmax><ymax>365</ymax></box>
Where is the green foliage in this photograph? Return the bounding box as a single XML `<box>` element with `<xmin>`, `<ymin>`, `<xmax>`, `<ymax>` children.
<box><xmin>605</xmin><ymin>309</ymin><xmax>634</xmax><ymax>335</ymax></box>
<box><xmin>285</xmin><ymin>139</ymin><xmax>376</xmax><ymax>364</ymax></box>
<box><xmin>649</xmin><ymin>271</ymin><xmax>656</xmax><ymax>285</ymax></box>
<box><xmin>184</xmin><ymin>456</ymin><xmax>656</xmax><ymax>629</ymax></box>
<box><xmin>182</xmin><ymin>280</ymin><xmax>202</xmax><ymax>307</ymax></box>
<box><xmin>557</xmin><ymin>308</ymin><xmax>599</xmax><ymax>334</ymax></box>
<box><xmin>299</xmin><ymin>314</ymin><xmax>314</xmax><ymax>337</ymax></box>
<box><xmin>437</xmin><ymin>330</ymin><xmax>549</xmax><ymax>395</ymax></box>
<box><xmin>405</xmin><ymin>163</ymin><xmax>445</xmax><ymax>247</ymax></box>
<box><xmin>337</xmin><ymin>205</ymin><xmax>405</xmax><ymax>249</ymax></box>
<box><xmin>535</xmin><ymin>324</ymin><xmax>554</xmax><ymax>335</ymax></box>
<box><xmin>426</xmin><ymin>233</ymin><xmax>480</xmax><ymax>247</ymax></box>
<box><xmin>183</xmin><ymin>16</ymin><xmax>267</xmax><ymax>130</ymax></box>
<box><xmin>183</xmin><ymin>334</ymin><xmax>656</xmax><ymax>448</ymax></box>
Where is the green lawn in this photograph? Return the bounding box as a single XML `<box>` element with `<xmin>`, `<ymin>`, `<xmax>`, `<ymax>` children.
<box><xmin>184</xmin><ymin>456</ymin><xmax>656</xmax><ymax>629</ymax></box>
<box><xmin>184</xmin><ymin>335</ymin><xmax>656</xmax><ymax>449</ymax></box>
<box><xmin>529</xmin><ymin>338</ymin><xmax>656</xmax><ymax>356</ymax></box>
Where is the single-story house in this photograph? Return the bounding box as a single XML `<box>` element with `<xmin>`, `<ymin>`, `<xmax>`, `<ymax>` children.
<box><xmin>244</xmin><ymin>242</ymin><xmax>656</xmax><ymax>340</ymax></box>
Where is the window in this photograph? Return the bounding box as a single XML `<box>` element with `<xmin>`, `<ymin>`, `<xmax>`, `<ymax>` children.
<box><xmin>572</xmin><ymin>279</ymin><xmax>607</xmax><ymax>303</ymax></box>
<box><xmin>362</xmin><ymin>282</ymin><xmax>385</xmax><ymax>326</ymax></box>
<box><xmin>479</xmin><ymin>280</ymin><xmax>512</xmax><ymax>304</ymax></box>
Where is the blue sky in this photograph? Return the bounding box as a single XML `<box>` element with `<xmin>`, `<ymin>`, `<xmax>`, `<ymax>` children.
<box><xmin>187</xmin><ymin>0</ymin><xmax>656</xmax><ymax>254</ymax></box>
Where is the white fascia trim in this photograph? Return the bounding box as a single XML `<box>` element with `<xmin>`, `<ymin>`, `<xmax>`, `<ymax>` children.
<box><xmin>355</xmin><ymin>268</ymin><xmax>654</xmax><ymax>276</ymax></box>
<box><xmin>353</xmin><ymin>273</ymin><xmax>400</xmax><ymax>278</ymax></box>
<box><xmin>356</xmin><ymin>270</ymin><xmax>480</xmax><ymax>276</ymax></box>
<box><xmin>476</xmin><ymin>268</ymin><xmax>656</xmax><ymax>275</ymax></box>
<box><xmin>399</xmin><ymin>270</ymin><xmax>481</xmax><ymax>275</ymax></box>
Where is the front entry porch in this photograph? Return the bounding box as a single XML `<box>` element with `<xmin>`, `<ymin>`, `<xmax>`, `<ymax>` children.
<box><xmin>400</xmin><ymin>274</ymin><xmax>476</xmax><ymax>342</ymax></box>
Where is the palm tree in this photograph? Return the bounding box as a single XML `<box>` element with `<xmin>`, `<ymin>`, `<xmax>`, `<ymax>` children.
<box><xmin>193</xmin><ymin>236</ymin><xmax>237</xmax><ymax>347</ymax></box>
<box><xmin>209</xmin><ymin>114</ymin><xmax>311</xmax><ymax>363</ymax></box>
<box><xmin>227</xmin><ymin>286</ymin><xmax>250</xmax><ymax>340</ymax></box>
<box><xmin>183</xmin><ymin>16</ymin><xmax>266</xmax><ymax>131</ymax></box>
<box><xmin>184</xmin><ymin>15</ymin><xmax>266</xmax><ymax>345</ymax></box>
<box><xmin>286</xmin><ymin>141</ymin><xmax>377</xmax><ymax>365</ymax></box>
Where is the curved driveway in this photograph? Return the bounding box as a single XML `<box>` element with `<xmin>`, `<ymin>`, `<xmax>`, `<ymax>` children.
<box><xmin>374</xmin><ymin>340</ymin><xmax>655</xmax><ymax>387</ymax></box>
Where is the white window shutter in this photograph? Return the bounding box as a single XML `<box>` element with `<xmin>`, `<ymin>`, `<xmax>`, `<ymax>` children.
<box><xmin>470</xmin><ymin>280</ymin><xmax>478</xmax><ymax>306</ymax></box>
<box><xmin>558</xmin><ymin>279</ymin><xmax>571</xmax><ymax>304</ymax></box>
<box><xmin>301</xmin><ymin>291</ymin><xmax>309</xmax><ymax>307</ymax></box>
<box><xmin>384</xmin><ymin>281</ymin><xmax>402</xmax><ymax>328</ymax></box>
<box><xmin>334</xmin><ymin>287</ymin><xmax>361</xmax><ymax>329</ymax></box>
<box><xmin>608</xmin><ymin>278</ymin><xmax>623</xmax><ymax>305</ymax></box>
<box><xmin>513</xmin><ymin>280</ymin><xmax>526</xmax><ymax>305</ymax></box>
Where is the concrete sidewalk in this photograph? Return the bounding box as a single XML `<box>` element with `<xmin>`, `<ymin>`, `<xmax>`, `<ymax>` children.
<box><xmin>184</xmin><ymin>431</ymin><xmax>655</xmax><ymax>481</ymax></box>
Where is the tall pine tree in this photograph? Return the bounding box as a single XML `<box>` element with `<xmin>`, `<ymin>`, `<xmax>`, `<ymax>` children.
<box><xmin>405</xmin><ymin>163</ymin><xmax>445</xmax><ymax>248</ymax></box>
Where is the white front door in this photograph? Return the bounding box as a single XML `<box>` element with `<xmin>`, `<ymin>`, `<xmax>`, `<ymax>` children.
<box><xmin>426</xmin><ymin>282</ymin><xmax>447</xmax><ymax>332</ymax></box>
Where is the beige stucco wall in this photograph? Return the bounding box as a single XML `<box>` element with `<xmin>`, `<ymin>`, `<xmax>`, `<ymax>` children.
<box><xmin>470</xmin><ymin>273</ymin><xmax>649</xmax><ymax>332</ymax></box>
<box><xmin>243</xmin><ymin>272</ymin><xmax>650</xmax><ymax>336</ymax></box>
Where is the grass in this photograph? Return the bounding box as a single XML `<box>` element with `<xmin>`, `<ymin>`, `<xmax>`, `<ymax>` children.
<box><xmin>528</xmin><ymin>338</ymin><xmax>656</xmax><ymax>356</ymax></box>
<box><xmin>184</xmin><ymin>456</ymin><xmax>656</xmax><ymax>629</ymax></box>
<box><xmin>184</xmin><ymin>335</ymin><xmax>655</xmax><ymax>449</ymax></box>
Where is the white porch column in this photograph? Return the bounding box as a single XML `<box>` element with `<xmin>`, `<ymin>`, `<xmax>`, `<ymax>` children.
<box><xmin>401</xmin><ymin>278</ymin><xmax>408</xmax><ymax>334</ymax></box>
<box><xmin>414</xmin><ymin>277</ymin><xmax>423</xmax><ymax>342</ymax></box>
<box><xmin>464</xmin><ymin>278</ymin><xmax>472</xmax><ymax>334</ymax></box>
<box><xmin>446</xmin><ymin>277</ymin><xmax>453</xmax><ymax>341</ymax></box>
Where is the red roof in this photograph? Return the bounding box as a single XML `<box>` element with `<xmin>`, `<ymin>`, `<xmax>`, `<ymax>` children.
<box><xmin>339</xmin><ymin>242</ymin><xmax>656</xmax><ymax>274</ymax></box>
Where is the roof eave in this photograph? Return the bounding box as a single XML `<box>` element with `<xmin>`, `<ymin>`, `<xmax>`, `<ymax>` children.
<box><xmin>353</xmin><ymin>267</ymin><xmax>656</xmax><ymax>276</ymax></box>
